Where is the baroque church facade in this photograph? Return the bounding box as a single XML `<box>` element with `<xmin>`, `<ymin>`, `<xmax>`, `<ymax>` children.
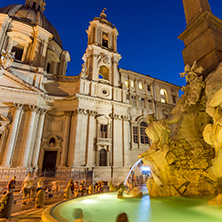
<box><xmin>0</xmin><ymin>0</ymin><xmax>180</xmax><ymax>183</ymax></box>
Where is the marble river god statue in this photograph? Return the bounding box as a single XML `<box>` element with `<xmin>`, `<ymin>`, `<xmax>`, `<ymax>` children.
<box><xmin>140</xmin><ymin>61</ymin><xmax>222</xmax><ymax>202</ymax></box>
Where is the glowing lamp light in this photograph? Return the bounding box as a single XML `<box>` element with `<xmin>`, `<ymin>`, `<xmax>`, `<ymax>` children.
<box><xmin>141</xmin><ymin>166</ymin><xmax>151</xmax><ymax>172</ymax></box>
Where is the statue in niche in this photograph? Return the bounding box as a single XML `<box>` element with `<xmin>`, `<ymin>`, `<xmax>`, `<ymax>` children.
<box><xmin>0</xmin><ymin>50</ymin><xmax>15</xmax><ymax>70</ymax></box>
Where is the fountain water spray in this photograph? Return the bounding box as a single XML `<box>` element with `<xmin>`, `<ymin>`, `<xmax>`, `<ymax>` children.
<box><xmin>124</xmin><ymin>158</ymin><xmax>142</xmax><ymax>186</ymax></box>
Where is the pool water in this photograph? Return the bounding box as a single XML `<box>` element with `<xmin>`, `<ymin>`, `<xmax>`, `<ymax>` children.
<box><xmin>52</xmin><ymin>192</ymin><xmax>222</xmax><ymax>222</ymax></box>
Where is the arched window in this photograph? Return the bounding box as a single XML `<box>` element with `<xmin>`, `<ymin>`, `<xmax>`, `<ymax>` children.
<box><xmin>102</xmin><ymin>32</ymin><xmax>108</xmax><ymax>47</ymax></box>
<box><xmin>32</xmin><ymin>2</ymin><xmax>36</xmax><ymax>9</ymax></box>
<box><xmin>139</xmin><ymin>82</ymin><xmax>144</xmax><ymax>90</ymax></box>
<box><xmin>140</xmin><ymin>122</ymin><xmax>149</xmax><ymax>144</ymax></box>
<box><xmin>99</xmin><ymin>149</ymin><xmax>107</xmax><ymax>166</ymax></box>
<box><xmin>160</xmin><ymin>89</ymin><xmax>168</xmax><ymax>103</ymax></box>
<box><xmin>99</xmin><ymin>65</ymin><xmax>109</xmax><ymax>80</ymax></box>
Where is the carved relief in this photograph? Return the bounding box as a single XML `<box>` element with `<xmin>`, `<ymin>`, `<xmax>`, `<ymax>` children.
<box><xmin>97</xmin><ymin>52</ymin><xmax>110</xmax><ymax>66</ymax></box>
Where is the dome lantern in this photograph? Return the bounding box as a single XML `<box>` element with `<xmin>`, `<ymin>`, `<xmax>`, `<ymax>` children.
<box><xmin>25</xmin><ymin>0</ymin><xmax>46</xmax><ymax>13</ymax></box>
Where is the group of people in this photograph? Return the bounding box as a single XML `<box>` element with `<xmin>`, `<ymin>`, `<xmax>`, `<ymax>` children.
<box><xmin>67</xmin><ymin>180</ymin><xmax>87</xmax><ymax>198</ymax></box>
<box><xmin>67</xmin><ymin>179</ymin><xmax>104</xmax><ymax>198</ymax></box>
<box><xmin>4</xmin><ymin>173</ymin><xmax>59</xmax><ymax>205</ymax></box>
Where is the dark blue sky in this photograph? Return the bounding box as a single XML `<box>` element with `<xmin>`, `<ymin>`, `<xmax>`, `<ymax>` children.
<box><xmin>1</xmin><ymin>0</ymin><xmax>222</xmax><ymax>87</ymax></box>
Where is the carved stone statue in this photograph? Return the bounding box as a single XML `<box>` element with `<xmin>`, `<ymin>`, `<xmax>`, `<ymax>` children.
<box><xmin>145</xmin><ymin>114</ymin><xmax>171</xmax><ymax>150</ymax></box>
<box><xmin>140</xmin><ymin>62</ymin><xmax>219</xmax><ymax>198</ymax></box>
<box><xmin>0</xmin><ymin>50</ymin><xmax>15</xmax><ymax>70</ymax></box>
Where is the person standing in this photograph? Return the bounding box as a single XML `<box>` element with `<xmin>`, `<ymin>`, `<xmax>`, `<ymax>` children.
<box><xmin>7</xmin><ymin>176</ymin><xmax>16</xmax><ymax>193</ymax></box>
<box><xmin>21</xmin><ymin>172</ymin><xmax>32</xmax><ymax>205</ymax></box>
<box><xmin>37</xmin><ymin>178</ymin><xmax>44</xmax><ymax>192</ymax></box>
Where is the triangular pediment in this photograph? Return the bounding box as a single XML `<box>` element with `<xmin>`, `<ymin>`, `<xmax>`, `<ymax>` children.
<box><xmin>0</xmin><ymin>70</ymin><xmax>42</xmax><ymax>93</ymax></box>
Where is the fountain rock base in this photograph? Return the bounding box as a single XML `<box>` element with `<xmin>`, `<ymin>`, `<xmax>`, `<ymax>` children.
<box><xmin>141</xmin><ymin>62</ymin><xmax>222</xmax><ymax>197</ymax></box>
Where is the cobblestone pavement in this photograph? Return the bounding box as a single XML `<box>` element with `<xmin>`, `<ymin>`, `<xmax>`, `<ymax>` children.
<box><xmin>0</xmin><ymin>192</ymin><xmax>64</xmax><ymax>222</ymax></box>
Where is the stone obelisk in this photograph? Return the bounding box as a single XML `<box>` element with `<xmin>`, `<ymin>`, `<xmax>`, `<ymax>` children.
<box><xmin>179</xmin><ymin>0</ymin><xmax>222</xmax><ymax>77</ymax></box>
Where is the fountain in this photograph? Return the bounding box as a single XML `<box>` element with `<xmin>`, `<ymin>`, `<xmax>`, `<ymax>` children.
<box><xmin>41</xmin><ymin>60</ymin><xmax>222</xmax><ymax>221</ymax></box>
<box><xmin>41</xmin><ymin>1</ymin><xmax>222</xmax><ymax>221</ymax></box>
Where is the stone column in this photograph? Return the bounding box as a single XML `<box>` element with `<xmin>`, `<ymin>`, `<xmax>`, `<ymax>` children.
<box><xmin>71</xmin><ymin>109</ymin><xmax>85</xmax><ymax>167</ymax></box>
<box><xmin>112</xmin><ymin>114</ymin><xmax>123</xmax><ymax>167</ymax></box>
<box><xmin>20</xmin><ymin>106</ymin><xmax>38</xmax><ymax>167</ymax></box>
<box><xmin>32</xmin><ymin>109</ymin><xmax>47</xmax><ymax>168</ymax></box>
<box><xmin>27</xmin><ymin>108</ymin><xmax>40</xmax><ymax>168</ymax></box>
<box><xmin>67</xmin><ymin>111</ymin><xmax>76</xmax><ymax>167</ymax></box>
<box><xmin>123</xmin><ymin>116</ymin><xmax>131</xmax><ymax>167</ymax></box>
<box><xmin>86</xmin><ymin>111</ymin><xmax>97</xmax><ymax>167</ymax></box>
<box><xmin>1</xmin><ymin>104</ymin><xmax>23</xmax><ymax>167</ymax></box>
<box><xmin>59</xmin><ymin>111</ymin><xmax>71</xmax><ymax>167</ymax></box>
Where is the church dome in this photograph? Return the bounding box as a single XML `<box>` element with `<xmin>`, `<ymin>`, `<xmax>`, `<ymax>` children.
<box><xmin>0</xmin><ymin>4</ymin><xmax>63</xmax><ymax>48</ymax></box>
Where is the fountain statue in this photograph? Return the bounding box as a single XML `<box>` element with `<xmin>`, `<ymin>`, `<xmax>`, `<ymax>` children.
<box><xmin>140</xmin><ymin>61</ymin><xmax>222</xmax><ymax>202</ymax></box>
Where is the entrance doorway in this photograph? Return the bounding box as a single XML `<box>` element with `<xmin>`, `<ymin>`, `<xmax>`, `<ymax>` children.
<box><xmin>42</xmin><ymin>151</ymin><xmax>57</xmax><ymax>177</ymax></box>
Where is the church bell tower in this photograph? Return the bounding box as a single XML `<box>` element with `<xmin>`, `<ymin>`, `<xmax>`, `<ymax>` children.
<box><xmin>80</xmin><ymin>9</ymin><xmax>121</xmax><ymax>87</ymax></box>
<box><xmin>179</xmin><ymin>0</ymin><xmax>222</xmax><ymax>76</ymax></box>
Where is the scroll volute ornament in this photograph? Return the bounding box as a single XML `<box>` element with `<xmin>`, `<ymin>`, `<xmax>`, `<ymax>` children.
<box><xmin>0</xmin><ymin>50</ymin><xmax>15</xmax><ymax>70</ymax></box>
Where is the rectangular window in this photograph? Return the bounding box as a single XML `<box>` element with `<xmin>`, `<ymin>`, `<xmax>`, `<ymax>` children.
<box><xmin>100</xmin><ymin>124</ymin><xmax>108</xmax><ymax>138</ymax></box>
<box><xmin>46</xmin><ymin>63</ymin><xmax>51</xmax><ymax>73</ymax></box>
<box><xmin>147</xmin><ymin>84</ymin><xmax>150</xmax><ymax>91</ymax></box>
<box><xmin>139</xmin><ymin>97</ymin><xmax>145</xmax><ymax>107</ymax></box>
<box><xmin>131</xmin><ymin>96</ymin><xmax>136</xmax><ymax>106</ymax></box>
<box><xmin>133</xmin><ymin>127</ymin><xmax>138</xmax><ymax>143</ymax></box>
<box><xmin>131</xmin><ymin>80</ymin><xmax>134</xmax><ymax>88</ymax></box>
<box><xmin>161</xmin><ymin>98</ymin><xmax>166</xmax><ymax>103</ymax></box>
<box><xmin>12</xmin><ymin>46</ymin><xmax>23</xmax><ymax>61</ymax></box>
<box><xmin>172</xmin><ymin>95</ymin><xmax>176</xmax><ymax>104</ymax></box>
<box><xmin>125</xmin><ymin>80</ymin><xmax>129</xmax><ymax>88</ymax></box>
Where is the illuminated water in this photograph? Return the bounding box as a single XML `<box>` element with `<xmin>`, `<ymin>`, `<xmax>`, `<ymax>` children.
<box><xmin>52</xmin><ymin>192</ymin><xmax>222</xmax><ymax>222</ymax></box>
<box><xmin>124</xmin><ymin>158</ymin><xmax>142</xmax><ymax>186</ymax></box>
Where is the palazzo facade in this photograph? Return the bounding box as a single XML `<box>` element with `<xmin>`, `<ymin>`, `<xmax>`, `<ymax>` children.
<box><xmin>0</xmin><ymin>0</ymin><xmax>180</xmax><ymax>183</ymax></box>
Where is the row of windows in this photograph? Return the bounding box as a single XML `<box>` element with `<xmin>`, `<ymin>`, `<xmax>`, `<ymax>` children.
<box><xmin>125</xmin><ymin>80</ymin><xmax>151</xmax><ymax>91</ymax></box>
<box><xmin>130</xmin><ymin>96</ymin><xmax>153</xmax><ymax>108</ymax></box>
<box><xmin>99</xmin><ymin>122</ymin><xmax>149</xmax><ymax>145</ymax></box>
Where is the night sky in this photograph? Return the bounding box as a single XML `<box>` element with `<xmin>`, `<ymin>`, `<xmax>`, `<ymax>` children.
<box><xmin>1</xmin><ymin>0</ymin><xmax>222</xmax><ymax>88</ymax></box>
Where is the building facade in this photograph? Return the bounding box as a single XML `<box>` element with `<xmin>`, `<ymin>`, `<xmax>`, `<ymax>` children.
<box><xmin>0</xmin><ymin>1</ymin><xmax>180</xmax><ymax>183</ymax></box>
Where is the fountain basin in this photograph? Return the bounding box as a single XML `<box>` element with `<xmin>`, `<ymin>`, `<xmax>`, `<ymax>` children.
<box><xmin>42</xmin><ymin>192</ymin><xmax>222</xmax><ymax>222</ymax></box>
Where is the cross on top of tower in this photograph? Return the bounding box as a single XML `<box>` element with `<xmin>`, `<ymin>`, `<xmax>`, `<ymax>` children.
<box><xmin>100</xmin><ymin>8</ymin><xmax>107</xmax><ymax>20</ymax></box>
